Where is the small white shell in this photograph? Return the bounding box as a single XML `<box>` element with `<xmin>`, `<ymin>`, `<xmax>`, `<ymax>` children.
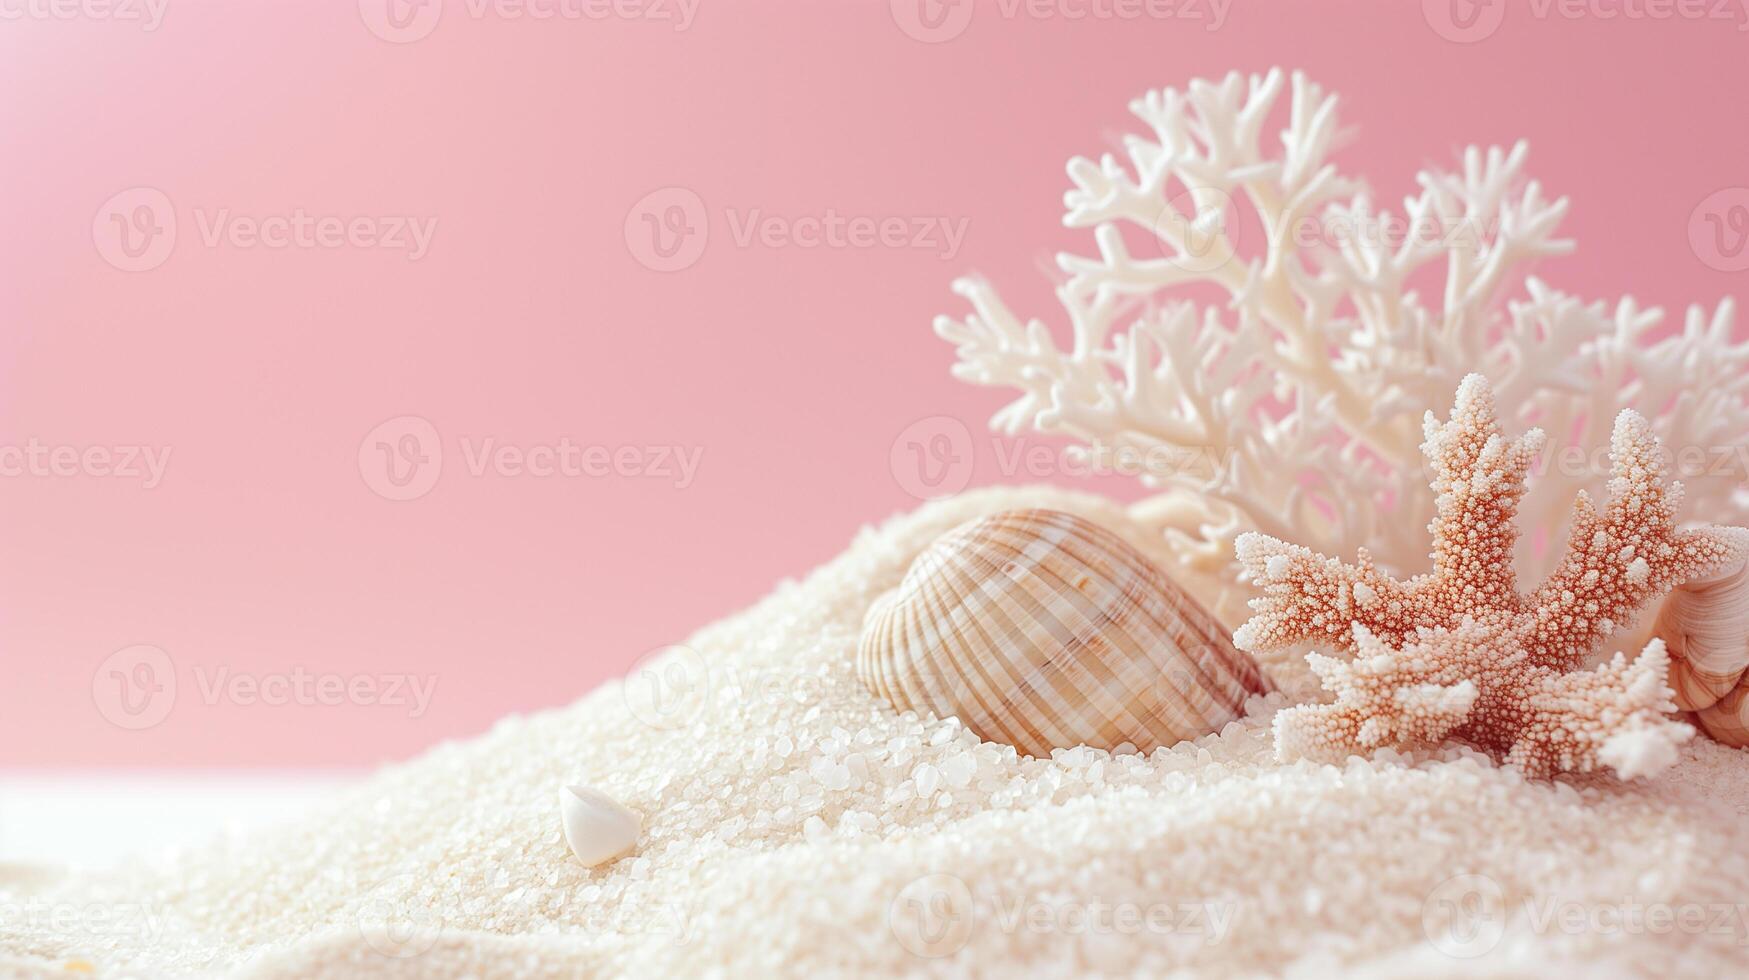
<box><xmin>560</xmin><ymin>785</ymin><xmax>641</xmax><ymax>867</ymax></box>
<box><xmin>858</xmin><ymin>509</ymin><xmax>1269</xmax><ymax>757</ymax></box>
<box><xmin>1656</xmin><ymin>556</ymin><xmax>1749</xmax><ymax>747</ymax></box>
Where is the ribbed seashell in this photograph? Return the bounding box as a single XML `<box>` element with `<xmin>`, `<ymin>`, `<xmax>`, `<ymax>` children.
<box><xmin>1656</xmin><ymin>556</ymin><xmax>1749</xmax><ymax>747</ymax></box>
<box><xmin>1696</xmin><ymin>687</ymin><xmax>1749</xmax><ymax>748</ymax></box>
<box><xmin>858</xmin><ymin>509</ymin><xmax>1269</xmax><ymax>757</ymax></box>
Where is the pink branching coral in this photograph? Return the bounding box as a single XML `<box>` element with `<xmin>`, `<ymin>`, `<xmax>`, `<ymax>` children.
<box><xmin>1233</xmin><ymin>374</ymin><xmax>1749</xmax><ymax>779</ymax></box>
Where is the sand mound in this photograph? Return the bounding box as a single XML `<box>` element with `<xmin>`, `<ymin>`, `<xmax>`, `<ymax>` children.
<box><xmin>7</xmin><ymin>487</ymin><xmax>1749</xmax><ymax>978</ymax></box>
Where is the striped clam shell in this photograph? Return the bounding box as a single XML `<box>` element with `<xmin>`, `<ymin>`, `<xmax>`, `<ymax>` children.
<box><xmin>858</xmin><ymin>509</ymin><xmax>1269</xmax><ymax>756</ymax></box>
<box><xmin>1657</xmin><ymin>556</ymin><xmax>1749</xmax><ymax>747</ymax></box>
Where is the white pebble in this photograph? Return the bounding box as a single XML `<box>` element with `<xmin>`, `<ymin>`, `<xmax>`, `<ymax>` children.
<box><xmin>940</xmin><ymin>753</ymin><xmax>976</xmax><ymax>788</ymax></box>
<box><xmin>913</xmin><ymin>762</ymin><xmax>942</xmax><ymax>797</ymax></box>
<box><xmin>559</xmin><ymin>785</ymin><xmax>642</xmax><ymax>868</ymax></box>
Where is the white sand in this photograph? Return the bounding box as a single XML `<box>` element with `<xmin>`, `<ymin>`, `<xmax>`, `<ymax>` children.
<box><xmin>6</xmin><ymin>487</ymin><xmax>1749</xmax><ymax>978</ymax></box>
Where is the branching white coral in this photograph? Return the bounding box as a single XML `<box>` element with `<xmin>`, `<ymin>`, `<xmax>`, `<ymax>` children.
<box><xmin>934</xmin><ymin>68</ymin><xmax>1749</xmax><ymax>628</ymax></box>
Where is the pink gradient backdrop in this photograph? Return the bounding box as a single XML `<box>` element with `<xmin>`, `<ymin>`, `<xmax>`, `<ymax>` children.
<box><xmin>3</xmin><ymin>1</ymin><xmax>1747</xmax><ymax>766</ymax></box>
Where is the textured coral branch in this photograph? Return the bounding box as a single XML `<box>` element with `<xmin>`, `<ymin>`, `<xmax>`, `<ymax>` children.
<box><xmin>1235</xmin><ymin>376</ymin><xmax>1748</xmax><ymax>780</ymax></box>
<box><xmin>1528</xmin><ymin>413</ymin><xmax>1749</xmax><ymax>669</ymax></box>
<box><xmin>1233</xmin><ymin>375</ymin><xmax>1540</xmax><ymax>653</ymax></box>
<box><xmin>1508</xmin><ymin>640</ymin><xmax>1693</xmax><ymax>780</ymax></box>
<box><xmin>1270</xmin><ymin>625</ymin><xmax>1478</xmax><ymax>763</ymax></box>
<box><xmin>1420</xmin><ymin>377</ymin><xmax>1541</xmax><ymax>612</ymax></box>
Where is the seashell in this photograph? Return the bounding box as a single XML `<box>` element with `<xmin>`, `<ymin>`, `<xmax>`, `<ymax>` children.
<box><xmin>858</xmin><ymin>508</ymin><xmax>1269</xmax><ymax>757</ymax></box>
<box><xmin>1656</xmin><ymin>557</ymin><xmax>1749</xmax><ymax>709</ymax></box>
<box><xmin>1655</xmin><ymin>555</ymin><xmax>1749</xmax><ymax>747</ymax></box>
<box><xmin>559</xmin><ymin>784</ymin><xmax>641</xmax><ymax>867</ymax></box>
<box><xmin>1697</xmin><ymin>686</ymin><xmax>1749</xmax><ymax>749</ymax></box>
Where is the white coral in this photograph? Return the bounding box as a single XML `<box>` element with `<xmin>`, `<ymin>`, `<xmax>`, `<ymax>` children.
<box><xmin>934</xmin><ymin>68</ymin><xmax>1749</xmax><ymax>628</ymax></box>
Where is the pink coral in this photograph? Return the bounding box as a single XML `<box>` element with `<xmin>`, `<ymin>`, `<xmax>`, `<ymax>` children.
<box><xmin>1234</xmin><ymin>374</ymin><xmax>1748</xmax><ymax>779</ymax></box>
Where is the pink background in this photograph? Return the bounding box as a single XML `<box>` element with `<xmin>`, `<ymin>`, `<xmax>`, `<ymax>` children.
<box><xmin>3</xmin><ymin>0</ymin><xmax>1748</xmax><ymax>767</ymax></box>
